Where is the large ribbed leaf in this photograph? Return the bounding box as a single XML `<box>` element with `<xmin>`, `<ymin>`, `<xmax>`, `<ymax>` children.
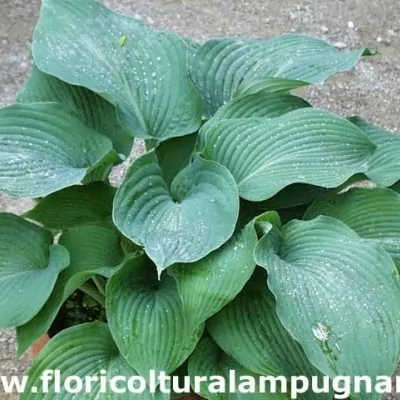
<box><xmin>208</xmin><ymin>269</ymin><xmax>330</xmax><ymax>400</ymax></box>
<box><xmin>213</xmin><ymin>92</ymin><xmax>310</xmax><ymax>120</ymax></box>
<box><xmin>18</xmin><ymin>66</ymin><xmax>133</xmax><ymax>156</ymax></box>
<box><xmin>199</xmin><ymin>108</ymin><xmax>376</xmax><ymax>201</ymax></box>
<box><xmin>113</xmin><ymin>151</ymin><xmax>239</xmax><ymax>274</ymax></box>
<box><xmin>25</xmin><ymin>183</ymin><xmax>115</xmax><ymax>230</ymax></box>
<box><xmin>0</xmin><ymin>214</ymin><xmax>69</xmax><ymax>328</ymax></box>
<box><xmin>22</xmin><ymin>323</ymin><xmax>168</xmax><ymax>400</ymax></box>
<box><xmin>255</xmin><ymin>216</ymin><xmax>400</xmax><ymax>399</ymax></box>
<box><xmin>0</xmin><ymin>103</ymin><xmax>113</xmax><ymax>198</ymax></box>
<box><xmin>237</xmin><ymin>77</ymin><xmax>310</xmax><ymax>97</ymax></box>
<box><xmin>169</xmin><ymin>212</ymin><xmax>264</xmax><ymax>331</ymax></box>
<box><xmin>189</xmin><ymin>34</ymin><xmax>367</xmax><ymax>115</ymax></box>
<box><xmin>106</xmin><ymin>255</ymin><xmax>204</xmax><ymax>379</ymax></box>
<box><xmin>304</xmin><ymin>187</ymin><xmax>400</xmax><ymax>267</ymax></box>
<box><xmin>188</xmin><ymin>337</ymin><xmax>289</xmax><ymax>400</ymax></box>
<box><xmin>33</xmin><ymin>0</ymin><xmax>202</xmax><ymax>140</ymax></box>
<box><xmin>349</xmin><ymin>117</ymin><xmax>400</xmax><ymax>187</ymax></box>
<box><xmin>17</xmin><ymin>223</ymin><xmax>124</xmax><ymax>355</ymax></box>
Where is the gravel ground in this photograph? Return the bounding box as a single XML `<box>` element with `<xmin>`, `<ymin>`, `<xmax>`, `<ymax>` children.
<box><xmin>0</xmin><ymin>0</ymin><xmax>399</xmax><ymax>399</ymax></box>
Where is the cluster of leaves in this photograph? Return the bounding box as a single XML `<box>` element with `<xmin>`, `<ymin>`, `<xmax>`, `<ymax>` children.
<box><xmin>1</xmin><ymin>0</ymin><xmax>400</xmax><ymax>399</ymax></box>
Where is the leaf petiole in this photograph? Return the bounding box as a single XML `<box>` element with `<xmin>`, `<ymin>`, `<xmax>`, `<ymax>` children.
<box><xmin>92</xmin><ymin>276</ymin><xmax>107</xmax><ymax>296</ymax></box>
<box><xmin>79</xmin><ymin>282</ymin><xmax>106</xmax><ymax>308</ymax></box>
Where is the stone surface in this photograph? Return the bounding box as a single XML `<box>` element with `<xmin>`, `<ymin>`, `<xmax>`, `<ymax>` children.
<box><xmin>0</xmin><ymin>0</ymin><xmax>399</xmax><ymax>398</ymax></box>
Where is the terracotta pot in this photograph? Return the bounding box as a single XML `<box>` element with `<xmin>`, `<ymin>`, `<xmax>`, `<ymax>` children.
<box><xmin>31</xmin><ymin>335</ymin><xmax>202</xmax><ymax>399</ymax></box>
<box><xmin>31</xmin><ymin>334</ymin><xmax>49</xmax><ymax>357</ymax></box>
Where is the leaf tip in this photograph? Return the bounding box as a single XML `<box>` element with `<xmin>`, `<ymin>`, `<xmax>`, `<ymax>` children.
<box><xmin>362</xmin><ymin>48</ymin><xmax>379</xmax><ymax>56</ymax></box>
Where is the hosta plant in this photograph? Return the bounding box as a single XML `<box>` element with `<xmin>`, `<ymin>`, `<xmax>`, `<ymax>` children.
<box><xmin>1</xmin><ymin>0</ymin><xmax>400</xmax><ymax>399</ymax></box>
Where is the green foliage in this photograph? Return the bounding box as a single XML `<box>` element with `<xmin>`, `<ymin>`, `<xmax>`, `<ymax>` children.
<box><xmin>1</xmin><ymin>0</ymin><xmax>399</xmax><ymax>399</ymax></box>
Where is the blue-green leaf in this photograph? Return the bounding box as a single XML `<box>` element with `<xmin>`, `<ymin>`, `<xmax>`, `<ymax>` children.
<box><xmin>199</xmin><ymin>108</ymin><xmax>376</xmax><ymax>201</ymax></box>
<box><xmin>188</xmin><ymin>337</ymin><xmax>289</xmax><ymax>400</ymax></box>
<box><xmin>208</xmin><ymin>269</ymin><xmax>330</xmax><ymax>400</ymax></box>
<box><xmin>304</xmin><ymin>187</ymin><xmax>400</xmax><ymax>267</ymax></box>
<box><xmin>349</xmin><ymin>117</ymin><xmax>400</xmax><ymax>187</ymax></box>
<box><xmin>0</xmin><ymin>213</ymin><xmax>69</xmax><ymax>328</ymax></box>
<box><xmin>21</xmin><ymin>323</ymin><xmax>168</xmax><ymax>400</ymax></box>
<box><xmin>32</xmin><ymin>0</ymin><xmax>203</xmax><ymax>140</ymax></box>
<box><xmin>113</xmin><ymin>151</ymin><xmax>239</xmax><ymax>274</ymax></box>
<box><xmin>18</xmin><ymin>66</ymin><xmax>133</xmax><ymax>156</ymax></box>
<box><xmin>17</xmin><ymin>223</ymin><xmax>124</xmax><ymax>355</ymax></box>
<box><xmin>213</xmin><ymin>92</ymin><xmax>310</xmax><ymax>120</ymax></box>
<box><xmin>189</xmin><ymin>34</ymin><xmax>367</xmax><ymax>115</ymax></box>
<box><xmin>0</xmin><ymin>103</ymin><xmax>113</xmax><ymax>198</ymax></box>
<box><xmin>106</xmin><ymin>255</ymin><xmax>204</xmax><ymax>379</ymax></box>
<box><xmin>24</xmin><ymin>183</ymin><xmax>115</xmax><ymax>230</ymax></box>
<box><xmin>169</xmin><ymin>214</ymin><xmax>260</xmax><ymax>331</ymax></box>
<box><xmin>255</xmin><ymin>216</ymin><xmax>400</xmax><ymax>399</ymax></box>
